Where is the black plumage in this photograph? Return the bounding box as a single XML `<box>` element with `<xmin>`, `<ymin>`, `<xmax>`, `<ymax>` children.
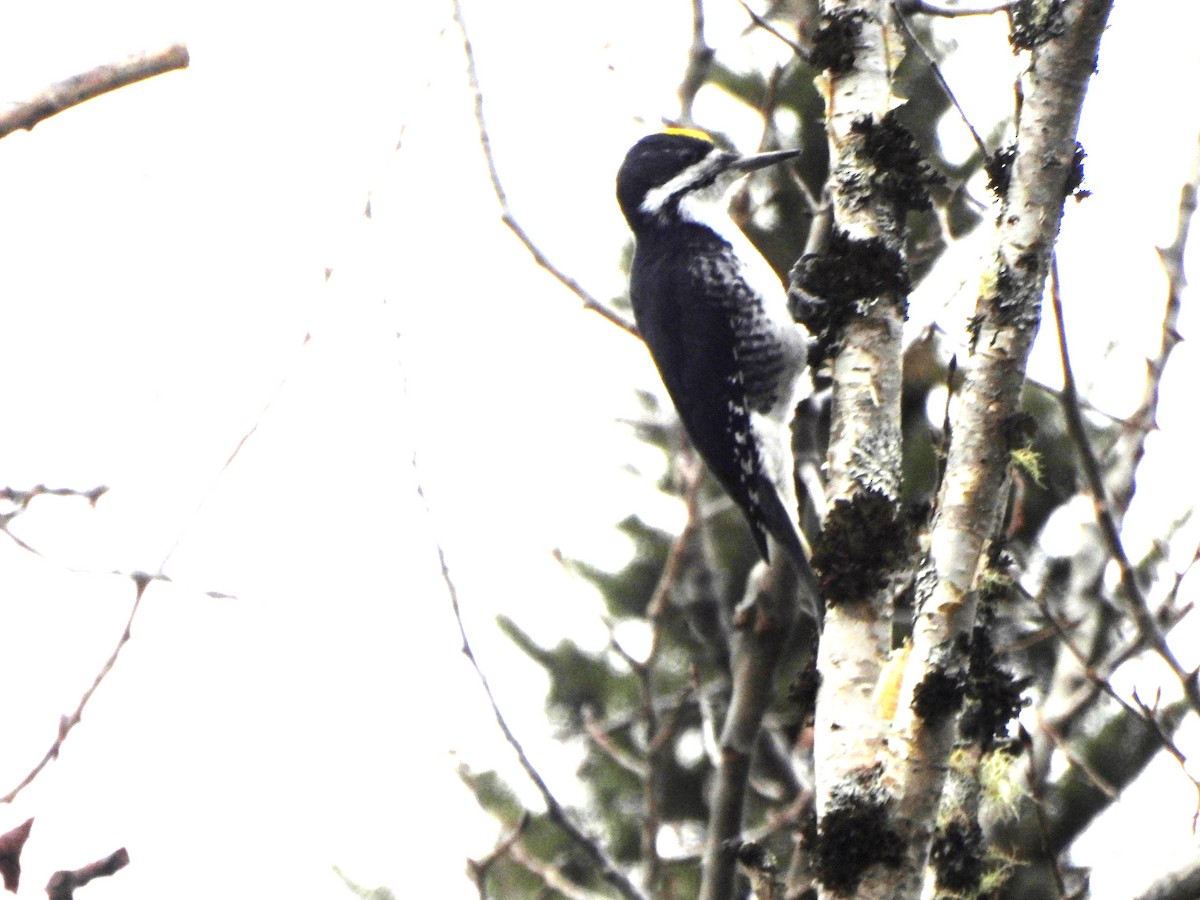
<box><xmin>617</xmin><ymin>132</ymin><xmax>813</xmax><ymax>574</ymax></box>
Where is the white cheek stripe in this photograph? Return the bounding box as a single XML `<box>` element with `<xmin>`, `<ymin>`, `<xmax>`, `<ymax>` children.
<box><xmin>640</xmin><ymin>154</ymin><xmax>726</xmax><ymax>216</ymax></box>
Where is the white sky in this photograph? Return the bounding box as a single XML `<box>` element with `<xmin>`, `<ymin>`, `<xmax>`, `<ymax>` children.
<box><xmin>0</xmin><ymin>1</ymin><xmax>1198</xmax><ymax>898</ymax></box>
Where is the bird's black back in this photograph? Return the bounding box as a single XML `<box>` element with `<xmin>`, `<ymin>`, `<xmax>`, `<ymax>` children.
<box><xmin>629</xmin><ymin>222</ymin><xmax>805</xmax><ymax>566</ymax></box>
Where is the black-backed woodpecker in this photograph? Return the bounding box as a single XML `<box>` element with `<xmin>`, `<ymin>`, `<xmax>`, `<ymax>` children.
<box><xmin>617</xmin><ymin>129</ymin><xmax>817</xmax><ymax>590</ymax></box>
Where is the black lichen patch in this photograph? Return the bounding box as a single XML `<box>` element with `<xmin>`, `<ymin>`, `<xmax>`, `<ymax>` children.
<box><xmin>812</xmin><ymin>487</ymin><xmax>910</xmax><ymax>607</ymax></box>
<box><xmin>810</xmin><ymin>9</ymin><xmax>868</xmax><ymax>74</ymax></box>
<box><xmin>789</xmin><ymin>281</ymin><xmax>836</xmax><ymax>366</ymax></box>
<box><xmin>1067</xmin><ymin>141</ymin><xmax>1090</xmax><ymax>200</ymax></box>
<box><xmin>852</xmin><ymin>112</ymin><xmax>944</xmax><ymax>214</ymax></box>
<box><xmin>1010</xmin><ymin>0</ymin><xmax>1066</xmax><ymax>51</ymax></box>
<box><xmin>815</xmin><ymin>766</ymin><xmax>903</xmax><ymax>895</ymax></box>
<box><xmin>985</xmin><ymin>144</ymin><xmax>1017</xmax><ymax>199</ymax></box>
<box><xmin>790</xmin><ymin>230</ymin><xmax>910</xmax><ymax>364</ymax></box>
<box><xmin>794</xmin><ymin>230</ymin><xmax>910</xmax><ymax>305</ymax></box>
<box><xmin>960</xmin><ymin>613</ymin><xmax>1030</xmax><ymax>749</ymax></box>
<box><xmin>727</xmin><ymin>839</ymin><xmax>777</xmax><ymax>875</ymax></box>
<box><xmin>911</xmin><ymin>662</ymin><xmax>965</xmax><ymax>723</ymax></box>
<box><xmin>966</xmin><ymin>312</ymin><xmax>986</xmax><ymax>355</ymax></box>
<box><xmin>978</xmin><ymin>543</ymin><xmax>1017</xmax><ymax>607</ymax></box>
<box><xmin>789</xmin><ymin>658</ymin><xmax>821</xmax><ymax>723</ymax></box>
<box><xmin>985</xmin><ymin>260</ymin><xmax>1043</xmax><ymax>331</ymax></box>
<box><xmin>930</xmin><ymin>818</ymin><xmax>985</xmax><ymax>895</ymax></box>
<box><xmin>1001</xmin><ymin>412</ymin><xmax>1037</xmax><ymax>451</ymax></box>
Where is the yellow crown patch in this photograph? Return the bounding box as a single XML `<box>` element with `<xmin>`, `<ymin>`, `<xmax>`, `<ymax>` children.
<box><xmin>662</xmin><ymin>126</ymin><xmax>714</xmax><ymax>142</ymax></box>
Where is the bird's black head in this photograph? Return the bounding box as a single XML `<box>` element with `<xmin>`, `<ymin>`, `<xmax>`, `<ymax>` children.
<box><xmin>616</xmin><ymin>130</ymin><xmax>800</xmax><ymax>232</ymax></box>
<box><xmin>616</xmin><ymin>130</ymin><xmax>723</xmax><ymax>229</ymax></box>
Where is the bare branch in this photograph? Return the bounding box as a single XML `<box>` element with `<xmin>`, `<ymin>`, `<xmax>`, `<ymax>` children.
<box><xmin>467</xmin><ymin>813</ymin><xmax>530</xmax><ymax>897</ymax></box>
<box><xmin>699</xmin><ymin>561</ymin><xmax>808</xmax><ymax>900</ymax></box>
<box><xmin>509</xmin><ymin>841</ymin><xmax>613</xmax><ymax>900</ymax></box>
<box><xmin>885</xmin><ymin>1</ymin><xmax>1117</xmax><ymax>894</ymax></box>
<box><xmin>632</xmin><ymin>453</ymin><xmax>704</xmax><ymax>892</ymax></box>
<box><xmin>1023</xmin><ymin>134</ymin><xmax>1199</xmax><ymax>788</ymax></box>
<box><xmin>45</xmin><ymin>848</ymin><xmax>130</xmax><ymax>900</ymax></box>
<box><xmin>0</xmin><ymin>575</ymin><xmax>151</xmax><ymax>805</ymax></box>
<box><xmin>736</xmin><ymin>0</ymin><xmax>809</xmax><ymax>58</ymax></box>
<box><xmin>583</xmin><ymin>707</ymin><xmax>650</xmax><ymax>778</ymax></box>
<box><xmin>1035</xmin><ymin>595</ymin><xmax>1194</xmax><ymax>773</ymax></box>
<box><xmin>1021</xmin><ymin>732</ymin><xmax>1069</xmax><ymax>898</ymax></box>
<box><xmin>891</xmin><ymin>2</ymin><xmax>990</xmax><ymax>159</ymax></box>
<box><xmin>894</xmin><ymin>0</ymin><xmax>1015</xmax><ymax>15</ymax></box>
<box><xmin>0</xmin><ymin>484</ymin><xmax>107</xmax><ymax>514</ymax></box>
<box><xmin>1048</xmin><ymin>258</ymin><xmax>1200</xmax><ymax>716</ymax></box>
<box><xmin>450</xmin><ymin>0</ymin><xmax>637</xmax><ymax>337</ymax></box>
<box><xmin>678</xmin><ymin>0</ymin><xmax>716</xmax><ymax>124</ymax></box>
<box><xmin>1134</xmin><ymin>853</ymin><xmax>1200</xmax><ymax>900</ymax></box>
<box><xmin>413</xmin><ymin>468</ymin><xmax>645</xmax><ymax>900</ymax></box>
<box><xmin>1147</xmin><ymin>125</ymin><xmax>1199</xmax><ymax>430</ymax></box>
<box><xmin>0</xmin><ymin>44</ymin><xmax>188</xmax><ymax>140</ymax></box>
<box><xmin>157</xmin><ymin>334</ymin><xmax>312</xmax><ymax>574</ymax></box>
<box><xmin>0</xmin><ymin>818</ymin><xmax>33</xmax><ymax>891</ymax></box>
<box><xmin>1036</xmin><ymin>714</ymin><xmax>1118</xmax><ymax>799</ymax></box>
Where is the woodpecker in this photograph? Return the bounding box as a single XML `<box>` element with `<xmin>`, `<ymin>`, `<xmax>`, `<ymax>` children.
<box><xmin>617</xmin><ymin>129</ymin><xmax>817</xmax><ymax>584</ymax></box>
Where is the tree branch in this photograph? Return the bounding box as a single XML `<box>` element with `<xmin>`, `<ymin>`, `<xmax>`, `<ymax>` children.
<box><xmin>736</xmin><ymin>0</ymin><xmax>809</xmax><ymax>59</ymax></box>
<box><xmin>809</xmin><ymin>0</ymin><xmax>906</xmax><ymax>878</ymax></box>
<box><xmin>0</xmin><ymin>44</ymin><xmax>188</xmax><ymax>140</ymax></box>
<box><xmin>413</xmin><ymin>467</ymin><xmax>645</xmax><ymax>900</ymax></box>
<box><xmin>883</xmin><ymin>1</ymin><xmax>1116</xmax><ymax>895</ymax></box>
<box><xmin>1135</xmin><ymin>853</ymin><xmax>1200</xmax><ymax>900</ymax></box>
<box><xmin>45</xmin><ymin>848</ymin><xmax>129</xmax><ymax>900</ymax></box>
<box><xmin>1049</xmin><ymin>258</ymin><xmax>1200</xmax><ymax>715</ymax></box>
<box><xmin>894</xmin><ymin>0</ymin><xmax>1015</xmax><ymax>15</ymax></box>
<box><xmin>679</xmin><ymin>0</ymin><xmax>716</xmax><ymax>124</ymax></box>
<box><xmin>700</xmin><ymin>560</ymin><xmax>806</xmax><ymax>900</ymax></box>
<box><xmin>450</xmin><ymin>0</ymin><xmax>637</xmax><ymax>337</ymax></box>
<box><xmin>1</xmin><ymin>575</ymin><xmax>151</xmax><ymax>805</ymax></box>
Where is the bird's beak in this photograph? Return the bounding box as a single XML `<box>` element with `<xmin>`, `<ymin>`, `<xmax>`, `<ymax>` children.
<box><xmin>729</xmin><ymin>148</ymin><xmax>801</xmax><ymax>173</ymax></box>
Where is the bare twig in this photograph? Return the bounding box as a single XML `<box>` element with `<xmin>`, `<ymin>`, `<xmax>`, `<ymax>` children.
<box><xmin>890</xmin><ymin>2</ymin><xmax>990</xmax><ymax>159</ymax></box>
<box><xmin>0</xmin><ymin>484</ymin><xmax>107</xmax><ymax>515</ymax></box>
<box><xmin>1037</xmin><ymin>714</ymin><xmax>1118</xmax><ymax>799</ymax></box>
<box><xmin>45</xmin><ymin>847</ymin><xmax>129</xmax><ymax>900</ymax></box>
<box><xmin>450</xmin><ymin>0</ymin><xmax>637</xmax><ymax>337</ymax></box>
<box><xmin>1049</xmin><ymin>258</ymin><xmax>1200</xmax><ymax>716</ymax></box>
<box><xmin>509</xmin><ymin>841</ymin><xmax>613</xmax><ymax>900</ymax></box>
<box><xmin>582</xmin><ymin>707</ymin><xmax>650</xmax><ymax>778</ymax></box>
<box><xmin>736</xmin><ymin>0</ymin><xmax>808</xmax><ymax>57</ymax></box>
<box><xmin>678</xmin><ymin>0</ymin><xmax>716</xmax><ymax>124</ymax></box>
<box><xmin>745</xmin><ymin>790</ymin><xmax>814</xmax><ymax>843</ymax></box>
<box><xmin>1148</xmin><ymin>126</ymin><xmax>1199</xmax><ymax>432</ymax></box>
<box><xmin>157</xmin><ymin>334</ymin><xmax>312</xmax><ymax>575</ymax></box>
<box><xmin>646</xmin><ymin>452</ymin><xmax>705</xmax><ymax>622</ymax></box>
<box><xmin>895</xmin><ymin>0</ymin><xmax>1015</xmax><ymax>15</ymax></box>
<box><xmin>630</xmin><ymin>455</ymin><xmax>705</xmax><ymax>892</ymax></box>
<box><xmin>0</xmin><ymin>44</ymin><xmax>188</xmax><ymax>140</ymax></box>
<box><xmin>1022</xmin><ymin>730</ymin><xmax>1069</xmax><ymax>899</ymax></box>
<box><xmin>693</xmin><ymin>664</ymin><xmax>722</xmax><ymax>767</ymax></box>
<box><xmin>0</xmin><ymin>501</ymin><xmax>233</xmax><ymax>598</ymax></box>
<box><xmin>468</xmin><ymin>813</ymin><xmax>530</xmax><ymax>898</ymax></box>
<box><xmin>0</xmin><ymin>575</ymin><xmax>151</xmax><ymax>804</ymax></box>
<box><xmin>413</xmin><ymin>472</ymin><xmax>645</xmax><ymax>900</ymax></box>
<box><xmin>1037</xmin><ymin>596</ymin><xmax>1192</xmax><ymax>769</ymax></box>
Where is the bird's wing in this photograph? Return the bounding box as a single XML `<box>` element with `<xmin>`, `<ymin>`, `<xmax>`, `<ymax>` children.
<box><xmin>631</xmin><ymin>237</ymin><xmax>802</xmax><ymax>565</ymax></box>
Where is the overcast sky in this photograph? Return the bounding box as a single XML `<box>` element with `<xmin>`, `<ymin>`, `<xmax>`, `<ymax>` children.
<box><xmin>1</xmin><ymin>2</ymin><xmax>1199</xmax><ymax>898</ymax></box>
